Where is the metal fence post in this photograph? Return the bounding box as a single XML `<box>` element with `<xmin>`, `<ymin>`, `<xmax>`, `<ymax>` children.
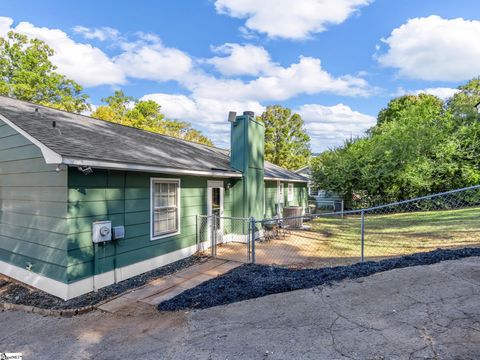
<box><xmin>250</xmin><ymin>217</ymin><xmax>256</xmax><ymax>264</ymax></box>
<box><xmin>361</xmin><ymin>210</ymin><xmax>365</xmax><ymax>262</ymax></box>
<box><xmin>214</xmin><ymin>215</ymin><xmax>218</xmax><ymax>257</ymax></box>
<box><xmin>247</xmin><ymin>218</ymin><xmax>251</xmax><ymax>263</ymax></box>
<box><xmin>210</xmin><ymin>215</ymin><xmax>216</xmax><ymax>258</ymax></box>
<box><xmin>195</xmin><ymin>215</ymin><xmax>198</xmax><ymax>252</ymax></box>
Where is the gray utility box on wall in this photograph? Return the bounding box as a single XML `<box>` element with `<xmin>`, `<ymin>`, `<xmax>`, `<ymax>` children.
<box><xmin>92</xmin><ymin>221</ymin><xmax>112</xmax><ymax>243</ymax></box>
<box><xmin>112</xmin><ymin>226</ymin><xmax>125</xmax><ymax>240</ymax></box>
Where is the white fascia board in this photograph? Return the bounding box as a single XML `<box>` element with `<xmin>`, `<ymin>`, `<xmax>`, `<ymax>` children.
<box><xmin>62</xmin><ymin>157</ymin><xmax>242</xmax><ymax>178</ymax></box>
<box><xmin>294</xmin><ymin>165</ymin><xmax>309</xmax><ymax>173</ymax></box>
<box><xmin>0</xmin><ymin>113</ymin><xmax>62</xmax><ymax>164</ymax></box>
<box><xmin>264</xmin><ymin>177</ymin><xmax>308</xmax><ymax>183</ymax></box>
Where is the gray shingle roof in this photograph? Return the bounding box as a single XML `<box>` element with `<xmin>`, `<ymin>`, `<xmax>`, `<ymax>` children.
<box><xmin>0</xmin><ymin>96</ymin><xmax>307</xmax><ymax>182</ymax></box>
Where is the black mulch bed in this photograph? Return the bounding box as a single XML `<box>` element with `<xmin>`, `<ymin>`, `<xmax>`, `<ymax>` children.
<box><xmin>158</xmin><ymin>247</ymin><xmax>480</xmax><ymax>311</ymax></box>
<box><xmin>0</xmin><ymin>254</ymin><xmax>207</xmax><ymax>310</ymax></box>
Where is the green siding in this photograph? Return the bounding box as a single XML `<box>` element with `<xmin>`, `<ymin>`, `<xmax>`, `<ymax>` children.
<box><xmin>264</xmin><ymin>181</ymin><xmax>278</xmax><ymax>218</ymax></box>
<box><xmin>264</xmin><ymin>180</ymin><xmax>308</xmax><ymax>218</ymax></box>
<box><xmin>66</xmin><ymin>170</ymin><xmax>229</xmax><ymax>283</ymax></box>
<box><xmin>294</xmin><ymin>182</ymin><xmax>308</xmax><ymax>208</ymax></box>
<box><xmin>0</xmin><ymin>120</ymin><xmax>69</xmax><ymax>283</ymax></box>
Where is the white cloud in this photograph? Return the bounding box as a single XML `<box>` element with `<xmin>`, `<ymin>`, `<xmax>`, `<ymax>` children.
<box><xmin>0</xmin><ymin>16</ymin><xmax>13</xmax><ymax>34</ymax></box>
<box><xmin>394</xmin><ymin>87</ymin><xmax>460</xmax><ymax>100</ymax></box>
<box><xmin>214</xmin><ymin>0</ymin><xmax>372</xmax><ymax>40</ymax></box>
<box><xmin>0</xmin><ymin>18</ymin><xmax>194</xmax><ymax>87</ymax></box>
<box><xmin>377</xmin><ymin>16</ymin><xmax>480</xmax><ymax>82</ymax></box>
<box><xmin>73</xmin><ymin>26</ymin><xmax>120</xmax><ymax>41</ymax></box>
<box><xmin>142</xmin><ymin>93</ymin><xmax>376</xmax><ymax>151</ymax></box>
<box><xmin>0</xmin><ymin>18</ymin><xmax>125</xmax><ymax>87</ymax></box>
<box><xmin>0</xmin><ymin>17</ymin><xmax>371</xmax><ymax>102</ymax></box>
<box><xmin>206</xmin><ymin>43</ymin><xmax>275</xmax><ymax>76</ymax></box>
<box><xmin>296</xmin><ymin>103</ymin><xmax>376</xmax><ymax>151</ymax></box>
<box><xmin>189</xmin><ymin>56</ymin><xmax>371</xmax><ymax>101</ymax></box>
<box><xmin>141</xmin><ymin>93</ymin><xmax>264</xmax><ymax>147</ymax></box>
<box><xmin>114</xmin><ymin>37</ymin><xmax>193</xmax><ymax>82</ymax></box>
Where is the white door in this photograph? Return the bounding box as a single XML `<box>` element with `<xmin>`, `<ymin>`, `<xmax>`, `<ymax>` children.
<box><xmin>207</xmin><ymin>181</ymin><xmax>224</xmax><ymax>244</ymax></box>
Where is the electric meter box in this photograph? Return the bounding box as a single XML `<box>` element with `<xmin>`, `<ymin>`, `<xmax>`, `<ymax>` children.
<box><xmin>92</xmin><ymin>221</ymin><xmax>112</xmax><ymax>243</ymax></box>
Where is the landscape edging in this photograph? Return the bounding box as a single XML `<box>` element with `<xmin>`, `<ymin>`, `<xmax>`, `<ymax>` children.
<box><xmin>0</xmin><ymin>301</ymin><xmax>96</xmax><ymax>317</ymax></box>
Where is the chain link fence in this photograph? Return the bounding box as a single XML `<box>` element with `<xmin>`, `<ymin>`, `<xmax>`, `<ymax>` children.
<box><xmin>198</xmin><ymin>185</ymin><xmax>480</xmax><ymax>268</ymax></box>
<box><xmin>197</xmin><ymin>215</ymin><xmax>252</xmax><ymax>262</ymax></box>
<box><xmin>252</xmin><ymin>213</ymin><xmax>361</xmax><ymax>267</ymax></box>
<box><xmin>361</xmin><ymin>185</ymin><xmax>480</xmax><ymax>261</ymax></box>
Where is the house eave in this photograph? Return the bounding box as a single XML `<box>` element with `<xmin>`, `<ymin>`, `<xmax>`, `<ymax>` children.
<box><xmin>61</xmin><ymin>157</ymin><xmax>243</xmax><ymax>178</ymax></box>
<box><xmin>264</xmin><ymin>176</ymin><xmax>308</xmax><ymax>183</ymax></box>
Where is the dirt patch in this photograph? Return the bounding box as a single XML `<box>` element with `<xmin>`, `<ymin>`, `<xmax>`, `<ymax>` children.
<box><xmin>158</xmin><ymin>247</ymin><xmax>480</xmax><ymax>311</ymax></box>
<box><xmin>0</xmin><ymin>254</ymin><xmax>207</xmax><ymax>310</ymax></box>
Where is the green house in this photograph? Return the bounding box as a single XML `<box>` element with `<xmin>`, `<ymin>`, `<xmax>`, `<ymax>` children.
<box><xmin>0</xmin><ymin>96</ymin><xmax>308</xmax><ymax>299</ymax></box>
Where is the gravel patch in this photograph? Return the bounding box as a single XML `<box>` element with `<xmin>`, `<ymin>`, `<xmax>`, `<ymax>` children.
<box><xmin>0</xmin><ymin>254</ymin><xmax>207</xmax><ymax>310</ymax></box>
<box><xmin>158</xmin><ymin>247</ymin><xmax>480</xmax><ymax>311</ymax></box>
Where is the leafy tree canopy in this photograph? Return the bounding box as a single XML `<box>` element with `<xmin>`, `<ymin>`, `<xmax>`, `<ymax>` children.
<box><xmin>312</xmin><ymin>78</ymin><xmax>480</xmax><ymax>208</ymax></box>
<box><xmin>258</xmin><ymin>105</ymin><xmax>311</xmax><ymax>170</ymax></box>
<box><xmin>0</xmin><ymin>31</ymin><xmax>89</xmax><ymax>113</ymax></box>
<box><xmin>377</xmin><ymin>94</ymin><xmax>444</xmax><ymax>127</ymax></box>
<box><xmin>447</xmin><ymin>77</ymin><xmax>480</xmax><ymax>123</ymax></box>
<box><xmin>92</xmin><ymin>90</ymin><xmax>213</xmax><ymax>146</ymax></box>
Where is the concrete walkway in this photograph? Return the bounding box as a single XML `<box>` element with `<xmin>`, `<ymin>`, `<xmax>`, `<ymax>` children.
<box><xmin>1</xmin><ymin>257</ymin><xmax>479</xmax><ymax>359</ymax></box>
<box><xmin>98</xmin><ymin>259</ymin><xmax>241</xmax><ymax>313</ymax></box>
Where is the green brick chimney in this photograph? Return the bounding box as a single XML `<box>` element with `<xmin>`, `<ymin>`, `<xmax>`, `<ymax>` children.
<box><xmin>230</xmin><ymin>111</ymin><xmax>265</xmax><ymax>219</ymax></box>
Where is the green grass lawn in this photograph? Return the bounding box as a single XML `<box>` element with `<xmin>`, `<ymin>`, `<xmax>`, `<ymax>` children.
<box><xmin>308</xmin><ymin>206</ymin><xmax>480</xmax><ymax>260</ymax></box>
<box><xmin>216</xmin><ymin>207</ymin><xmax>480</xmax><ymax>268</ymax></box>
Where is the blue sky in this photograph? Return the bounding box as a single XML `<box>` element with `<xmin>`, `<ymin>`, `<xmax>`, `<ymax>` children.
<box><xmin>1</xmin><ymin>0</ymin><xmax>479</xmax><ymax>151</ymax></box>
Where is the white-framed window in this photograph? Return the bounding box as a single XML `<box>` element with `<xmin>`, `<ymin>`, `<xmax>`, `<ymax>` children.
<box><xmin>150</xmin><ymin>178</ymin><xmax>180</xmax><ymax>240</ymax></box>
<box><xmin>277</xmin><ymin>182</ymin><xmax>284</xmax><ymax>203</ymax></box>
<box><xmin>288</xmin><ymin>183</ymin><xmax>294</xmax><ymax>202</ymax></box>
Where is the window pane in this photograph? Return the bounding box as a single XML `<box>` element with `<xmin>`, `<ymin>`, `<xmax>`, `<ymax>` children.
<box><xmin>152</xmin><ymin>181</ymin><xmax>179</xmax><ymax>237</ymax></box>
<box><xmin>154</xmin><ymin>182</ymin><xmax>177</xmax><ymax>207</ymax></box>
<box><xmin>161</xmin><ymin>183</ymin><xmax>168</xmax><ymax>194</ymax></box>
<box><xmin>212</xmin><ymin>187</ymin><xmax>220</xmax><ymax>209</ymax></box>
<box><xmin>154</xmin><ymin>209</ymin><xmax>168</xmax><ymax>235</ymax></box>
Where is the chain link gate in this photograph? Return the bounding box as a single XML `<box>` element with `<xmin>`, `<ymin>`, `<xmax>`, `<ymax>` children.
<box><xmin>197</xmin><ymin>215</ymin><xmax>253</xmax><ymax>263</ymax></box>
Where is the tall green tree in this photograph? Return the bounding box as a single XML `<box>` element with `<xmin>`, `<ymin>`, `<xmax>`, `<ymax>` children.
<box><xmin>377</xmin><ymin>94</ymin><xmax>444</xmax><ymax>127</ymax></box>
<box><xmin>312</xmin><ymin>94</ymin><xmax>454</xmax><ymax>207</ymax></box>
<box><xmin>312</xmin><ymin>78</ymin><xmax>480</xmax><ymax>208</ymax></box>
<box><xmin>447</xmin><ymin>77</ymin><xmax>480</xmax><ymax>123</ymax></box>
<box><xmin>258</xmin><ymin>105</ymin><xmax>311</xmax><ymax>170</ymax></box>
<box><xmin>0</xmin><ymin>31</ymin><xmax>89</xmax><ymax>113</ymax></box>
<box><xmin>92</xmin><ymin>90</ymin><xmax>213</xmax><ymax>146</ymax></box>
<box><xmin>444</xmin><ymin>78</ymin><xmax>480</xmax><ymax>185</ymax></box>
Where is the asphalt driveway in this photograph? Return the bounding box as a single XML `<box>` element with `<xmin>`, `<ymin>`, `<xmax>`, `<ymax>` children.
<box><xmin>1</xmin><ymin>256</ymin><xmax>479</xmax><ymax>359</ymax></box>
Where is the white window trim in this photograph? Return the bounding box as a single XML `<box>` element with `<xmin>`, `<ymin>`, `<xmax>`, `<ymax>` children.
<box><xmin>288</xmin><ymin>183</ymin><xmax>294</xmax><ymax>202</ymax></box>
<box><xmin>207</xmin><ymin>180</ymin><xmax>224</xmax><ymax>244</ymax></box>
<box><xmin>150</xmin><ymin>178</ymin><xmax>181</xmax><ymax>241</ymax></box>
<box><xmin>277</xmin><ymin>181</ymin><xmax>284</xmax><ymax>204</ymax></box>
